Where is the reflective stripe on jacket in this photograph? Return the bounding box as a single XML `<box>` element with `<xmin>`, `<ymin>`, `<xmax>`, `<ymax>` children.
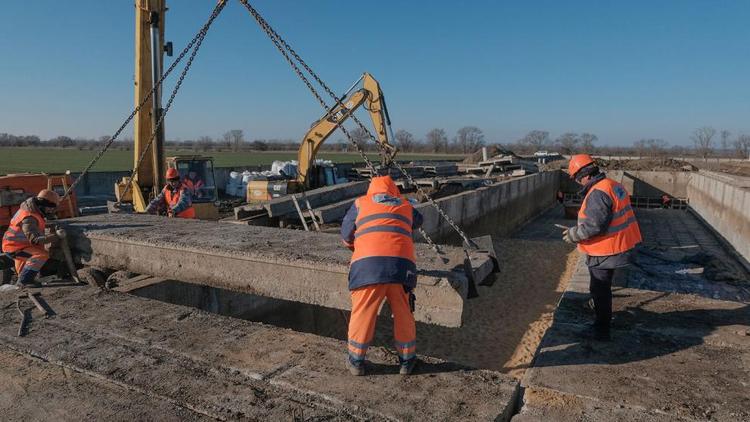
<box><xmin>2</xmin><ymin>208</ymin><xmax>46</xmax><ymax>253</ymax></box>
<box><xmin>341</xmin><ymin>176</ymin><xmax>421</xmax><ymax>291</ymax></box>
<box><xmin>164</xmin><ymin>185</ymin><xmax>195</xmax><ymax>219</ymax></box>
<box><xmin>577</xmin><ymin>178</ymin><xmax>642</xmax><ymax>256</ymax></box>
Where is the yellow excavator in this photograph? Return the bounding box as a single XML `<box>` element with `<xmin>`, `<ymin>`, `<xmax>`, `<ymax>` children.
<box><xmin>114</xmin><ymin>0</ymin><xmax>219</xmax><ymax>219</ymax></box>
<box><xmin>246</xmin><ymin>72</ymin><xmax>397</xmax><ymax>202</ymax></box>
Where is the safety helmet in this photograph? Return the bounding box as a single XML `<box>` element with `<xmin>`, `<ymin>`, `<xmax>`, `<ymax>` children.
<box><xmin>36</xmin><ymin>189</ymin><xmax>61</xmax><ymax>207</ymax></box>
<box><xmin>568</xmin><ymin>154</ymin><xmax>595</xmax><ymax>179</ymax></box>
<box><xmin>165</xmin><ymin>168</ymin><xmax>180</xmax><ymax>180</ymax></box>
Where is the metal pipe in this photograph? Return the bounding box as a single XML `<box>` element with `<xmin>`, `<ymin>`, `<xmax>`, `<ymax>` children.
<box><xmin>150</xmin><ymin>10</ymin><xmax>165</xmax><ymax>193</ymax></box>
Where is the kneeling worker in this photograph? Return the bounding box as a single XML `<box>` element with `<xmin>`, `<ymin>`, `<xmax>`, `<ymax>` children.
<box><xmin>340</xmin><ymin>175</ymin><xmax>422</xmax><ymax>376</ymax></box>
<box><xmin>146</xmin><ymin>168</ymin><xmax>196</xmax><ymax>218</ymax></box>
<box><xmin>1</xmin><ymin>190</ymin><xmax>65</xmax><ymax>287</ymax></box>
<box><xmin>563</xmin><ymin>154</ymin><xmax>642</xmax><ymax>340</ymax></box>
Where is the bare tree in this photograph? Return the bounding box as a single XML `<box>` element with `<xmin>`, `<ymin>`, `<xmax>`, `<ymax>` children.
<box><xmin>394</xmin><ymin>129</ymin><xmax>416</xmax><ymax>152</ymax></box>
<box><xmin>349</xmin><ymin>127</ymin><xmax>369</xmax><ymax>144</ymax></box>
<box><xmin>720</xmin><ymin>130</ymin><xmax>731</xmax><ymax>154</ymax></box>
<box><xmin>425</xmin><ymin>128</ymin><xmax>448</xmax><ymax>153</ymax></box>
<box><xmin>691</xmin><ymin>126</ymin><xmax>716</xmax><ymax>161</ymax></box>
<box><xmin>580</xmin><ymin>133</ymin><xmax>598</xmax><ymax>153</ymax></box>
<box><xmin>196</xmin><ymin>136</ymin><xmax>213</xmax><ymax>152</ymax></box>
<box><xmin>223</xmin><ymin>129</ymin><xmax>245</xmax><ymax>152</ymax></box>
<box><xmin>518</xmin><ymin>130</ymin><xmax>550</xmax><ymax>152</ymax></box>
<box><xmin>454</xmin><ymin>126</ymin><xmax>485</xmax><ymax>154</ymax></box>
<box><xmin>734</xmin><ymin>134</ymin><xmax>750</xmax><ymax>159</ymax></box>
<box><xmin>555</xmin><ymin>133</ymin><xmax>579</xmax><ymax>154</ymax></box>
<box><xmin>633</xmin><ymin>139</ymin><xmax>647</xmax><ymax>158</ymax></box>
<box><xmin>645</xmin><ymin>138</ymin><xmax>668</xmax><ymax>157</ymax></box>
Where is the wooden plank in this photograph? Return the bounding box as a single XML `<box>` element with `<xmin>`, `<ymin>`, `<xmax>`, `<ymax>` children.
<box><xmin>113</xmin><ymin>276</ymin><xmax>167</xmax><ymax>293</ymax></box>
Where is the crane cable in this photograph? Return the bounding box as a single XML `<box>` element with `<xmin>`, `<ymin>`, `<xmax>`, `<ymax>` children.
<box><xmin>62</xmin><ymin>1</ymin><xmax>227</xmax><ymax>201</ymax></box>
<box><xmin>239</xmin><ymin>0</ymin><xmax>477</xmax><ymax>251</ymax></box>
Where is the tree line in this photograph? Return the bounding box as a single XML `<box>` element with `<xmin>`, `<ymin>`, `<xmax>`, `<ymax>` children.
<box><xmin>2</xmin><ymin>125</ymin><xmax>748</xmax><ymax>158</ymax></box>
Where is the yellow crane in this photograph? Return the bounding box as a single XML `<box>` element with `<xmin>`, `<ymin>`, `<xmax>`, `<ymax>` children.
<box><xmin>114</xmin><ymin>0</ymin><xmax>218</xmax><ymax>219</ymax></box>
<box><xmin>247</xmin><ymin>73</ymin><xmax>397</xmax><ymax>202</ymax></box>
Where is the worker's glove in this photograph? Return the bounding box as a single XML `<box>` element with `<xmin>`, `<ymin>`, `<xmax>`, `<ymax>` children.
<box><xmin>341</xmin><ymin>240</ymin><xmax>354</xmax><ymax>252</ymax></box>
<box><xmin>562</xmin><ymin>227</ymin><xmax>581</xmax><ymax>244</ymax></box>
<box><xmin>55</xmin><ymin>228</ymin><xmax>67</xmax><ymax>240</ymax></box>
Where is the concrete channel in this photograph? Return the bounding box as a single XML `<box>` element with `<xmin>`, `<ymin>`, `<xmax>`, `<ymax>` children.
<box><xmin>1</xmin><ymin>167</ymin><xmax>748</xmax><ymax>420</ymax></box>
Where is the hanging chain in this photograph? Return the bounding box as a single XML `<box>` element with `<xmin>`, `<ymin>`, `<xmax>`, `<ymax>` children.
<box><xmin>62</xmin><ymin>1</ymin><xmax>227</xmax><ymax>200</ymax></box>
<box><xmin>239</xmin><ymin>1</ymin><xmax>476</xmax><ymax>249</ymax></box>
<box><xmin>237</xmin><ymin>0</ymin><xmax>377</xmax><ymax>175</ymax></box>
<box><xmin>118</xmin><ymin>1</ymin><xmax>226</xmax><ymax>205</ymax></box>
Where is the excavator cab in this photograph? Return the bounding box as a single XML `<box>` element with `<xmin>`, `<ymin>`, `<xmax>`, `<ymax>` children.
<box><xmin>166</xmin><ymin>156</ymin><xmax>219</xmax><ymax>220</ymax></box>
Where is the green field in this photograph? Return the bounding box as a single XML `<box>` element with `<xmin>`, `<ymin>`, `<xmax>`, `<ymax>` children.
<box><xmin>0</xmin><ymin>147</ymin><xmax>463</xmax><ymax>174</ymax></box>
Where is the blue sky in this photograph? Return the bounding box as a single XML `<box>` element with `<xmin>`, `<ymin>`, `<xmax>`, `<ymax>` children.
<box><xmin>0</xmin><ymin>0</ymin><xmax>748</xmax><ymax>146</ymax></box>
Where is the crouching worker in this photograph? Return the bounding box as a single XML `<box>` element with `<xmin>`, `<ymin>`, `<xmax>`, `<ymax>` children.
<box><xmin>145</xmin><ymin>168</ymin><xmax>195</xmax><ymax>218</ymax></box>
<box><xmin>1</xmin><ymin>190</ymin><xmax>65</xmax><ymax>287</ymax></box>
<box><xmin>340</xmin><ymin>175</ymin><xmax>423</xmax><ymax>376</ymax></box>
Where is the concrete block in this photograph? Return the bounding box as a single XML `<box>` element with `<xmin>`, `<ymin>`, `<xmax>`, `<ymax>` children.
<box><xmin>264</xmin><ymin>181</ymin><xmax>368</xmax><ymax>217</ymax></box>
<box><xmin>62</xmin><ymin>214</ymin><xmax>473</xmax><ymax>327</ymax></box>
<box><xmin>311</xmin><ymin>198</ymin><xmax>355</xmax><ymax>223</ymax></box>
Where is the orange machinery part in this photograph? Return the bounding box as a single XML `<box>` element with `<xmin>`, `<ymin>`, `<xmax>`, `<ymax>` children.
<box><xmin>0</xmin><ymin>173</ymin><xmax>78</xmax><ymax>230</ymax></box>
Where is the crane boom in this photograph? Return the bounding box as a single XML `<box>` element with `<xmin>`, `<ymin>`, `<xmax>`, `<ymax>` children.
<box><xmin>296</xmin><ymin>73</ymin><xmax>395</xmax><ymax>187</ymax></box>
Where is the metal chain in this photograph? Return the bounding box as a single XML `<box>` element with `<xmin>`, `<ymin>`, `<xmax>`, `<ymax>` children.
<box><xmin>119</xmin><ymin>1</ymin><xmax>226</xmax><ymax>204</ymax></box>
<box><xmin>238</xmin><ymin>0</ymin><xmax>377</xmax><ymax>175</ymax></box>
<box><xmin>240</xmin><ymin>1</ymin><xmax>475</xmax><ymax>249</ymax></box>
<box><xmin>62</xmin><ymin>1</ymin><xmax>227</xmax><ymax>200</ymax></box>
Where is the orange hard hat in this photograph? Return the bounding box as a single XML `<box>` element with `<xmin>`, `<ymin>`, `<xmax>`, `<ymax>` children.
<box><xmin>37</xmin><ymin>189</ymin><xmax>61</xmax><ymax>206</ymax></box>
<box><xmin>165</xmin><ymin>168</ymin><xmax>180</xmax><ymax>180</ymax></box>
<box><xmin>568</xmin><ymin>154</ymin><xmax>595</xmax><ymax>179</ymax></box>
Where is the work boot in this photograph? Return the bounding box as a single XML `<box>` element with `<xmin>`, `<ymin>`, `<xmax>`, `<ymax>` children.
<box><xmin>16</xmin><ymin>269</ymin><xmax>40</xmax><ymax>288</ymax></box>
<box><xmin>399</xmin><ymin>358</ymin><xmax>417</xmax><ymax>375</ymax></box>
<box><xmin>346</xmin><ymin>357</ymin><xmax>365</xmax><ymax>376</ymax></box>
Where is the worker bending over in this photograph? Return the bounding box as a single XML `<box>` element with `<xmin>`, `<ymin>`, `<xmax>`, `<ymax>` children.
<box><xmin>146</xmin><ymin>168</ymin><xmax>196</xmax><ymax>218</ymax></box>
<box><xmin>340</xmin><ymin>175</ymin><xmax>422</xmax><ymax>376</ymax></box>
<box><xmin>563</xmin><ymin>154</ymin><xmax>642</xmax><ymax>340</ymax></box>
<box><xmin>1</xmin><ymin>190</ymin><xmax>65</xmax><ymax>287</ymax></box>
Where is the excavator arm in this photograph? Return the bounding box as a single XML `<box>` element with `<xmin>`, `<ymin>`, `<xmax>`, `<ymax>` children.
<box><xmin>296</xmin><ymin>73</ymin><xmax>396</xmax><ymax>187</ymax></box>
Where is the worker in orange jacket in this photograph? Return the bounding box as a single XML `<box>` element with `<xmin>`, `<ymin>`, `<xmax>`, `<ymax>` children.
<box><xmin>340</xmin><ymin>175</ymin><xmax>423</xmax><ymax>376</ymax></box>
<box><xmin>146</xmin><ymin>168</ymin><xmax>196</xmax><ymax>218</ymax></box>
<box><xmin>564</xmin><ymin>154</ymin><xmax>642</xmax><ymax>340</ymax></box>
<box><xmin>2</xmin><ymin>190</ymin><xmax>65</xmax><ymax>287</ymax></box>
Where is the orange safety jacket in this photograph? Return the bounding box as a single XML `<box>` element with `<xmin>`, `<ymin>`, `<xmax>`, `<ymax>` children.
<box><xmin>164</xmin><ymin>186</ymin><xmax>196</xmax><ymax>219</ymax></box>
<box><xmin>2</xmin><ymin>208</ymin><xmax>46</xmax><ymax>253</ymax></box>
<box><xmin>577</xmin><ymin>178</ymin><xmax>642</xmax><ymax>256</ymax></box>
<box><xmin>343</xmin><ymin>176</ymin><xmax>420</xmax><ymax>291</ymax></box>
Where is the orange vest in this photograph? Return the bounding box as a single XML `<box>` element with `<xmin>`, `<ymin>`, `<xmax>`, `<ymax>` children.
<box><xmin>164</xmin><ymin>186</ymin><xmax>196</xmax><ymax>219</ymax></box>
<box><xmin>577</xmin><ymin>178</ymin><xmax>642</xmax><ymax>256</ymax></box>
<box><xmin>2</xmin><ymin>208</ymin><xmax>46</xmax><ymax>253</ymax></box>
<box><xmin>351</xmin><ymin>194</ymin><xmax>415</xmax><ymax>264</ymax></box>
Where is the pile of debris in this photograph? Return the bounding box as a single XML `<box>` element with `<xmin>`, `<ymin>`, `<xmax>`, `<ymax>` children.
<box><xmin>595</xmin><ymin>157</ymin><xmax>697</xmax><ymax>172</ymax></box>
<box><xmin>462</xmin><ymin>145</ymin><xmax>520</xmax><ymax>164</ymax></box>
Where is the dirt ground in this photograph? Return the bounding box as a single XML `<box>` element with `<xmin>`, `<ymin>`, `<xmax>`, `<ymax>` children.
<box><xmin>381</xmin><ymin>240</ymin><xmax>577</xmax><ymax>378</ymax></box>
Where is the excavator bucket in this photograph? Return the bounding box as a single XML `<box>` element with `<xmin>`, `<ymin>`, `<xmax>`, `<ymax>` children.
<box><xmin>463</xmin><ymin>235</ymin><xmax>500</xmax><ymax>297</ymax></box>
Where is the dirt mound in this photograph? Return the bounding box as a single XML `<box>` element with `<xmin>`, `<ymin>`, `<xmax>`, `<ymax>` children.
<box><xmin>596</xmin><ymin>158</ymin><xmax>697</xmax><ymax>172</ymax></box>
<box><xmin>463</xmin><ymin>145</ymin><xmax>520</xmax><ymax>164</ymax></box>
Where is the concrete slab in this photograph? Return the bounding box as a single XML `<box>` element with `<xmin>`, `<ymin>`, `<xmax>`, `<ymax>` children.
<box><xmin>0</xmin><ymin>286</ymin><xmax>519</xmax><ymax>421</ymax></box>
<box><xmin>519</xmin><ymin>253</ymin><xmax>750</xmax><ymax>422</ymax></box>
<box><xmin>264</xmin><ymin>181</ymin><xmax>368</xmax><ymax>217</ymax></box>
<box><xmin>312</xmin><ymin>197</ymin><xmax>356</xmax><ymax>223</ymax></box>
<box><xmin>61</xmin><ymin>214</ymin><xmax>479</xmax><ymax>327</ymax></box>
